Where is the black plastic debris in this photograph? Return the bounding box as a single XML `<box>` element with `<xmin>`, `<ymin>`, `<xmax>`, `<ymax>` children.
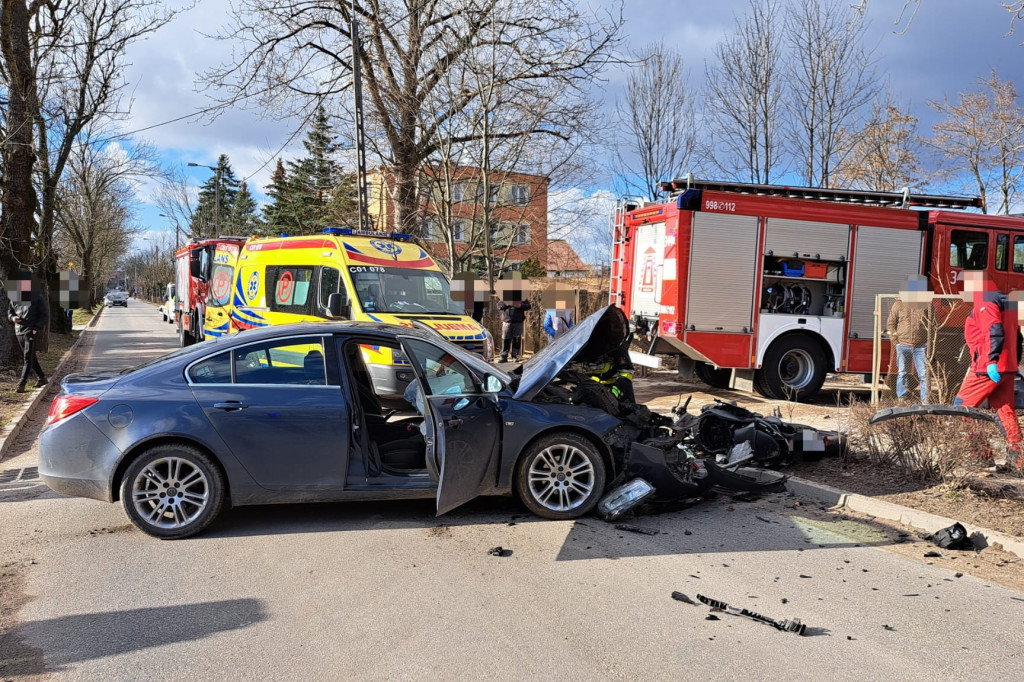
<box><xmin>487</xmin><ymin>546</ymin><xmax>513</xmax><ymax>557</ymax></box>
<box><xmin>705</xmin><ymin>614</ymin><xmax>720</xmax><ymax>621</ymax></box>
<box><xmin>671</xmin><ymin>591</ymin><xmax>698</xmax><ymax>605</ymax></box>
<box><xmin>696</xmin><ymin>594</ymin><xmax>807</xmax><ymax>635</ymax></box>
<box><xmin>931</xmin><ymin>523</ymin><xmax>972</xmax><ymax>550</ymax></box>
<box><xmin>615</xmin><ymin>523</ymin><xmax>660</xmax><ymax>536</ymax></box>
<box><xmin>924</xmin><ymin>551</ymin><xmax>943</xmax><ymax>558</ymax></box>
<box><xmin>731</xmin><ymin>491</ymin><xmax>760</xmax><ymax>502</ymax></box>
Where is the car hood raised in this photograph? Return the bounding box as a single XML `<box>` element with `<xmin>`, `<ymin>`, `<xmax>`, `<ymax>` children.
<box><xmin>513</xmin><ymin>305</ymin><xmax>630</xmax><ymax>401</ymax></box>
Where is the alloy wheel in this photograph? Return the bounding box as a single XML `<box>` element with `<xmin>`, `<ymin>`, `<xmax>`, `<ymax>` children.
<box><xmin>130</xmin><ymin>456</ymin><xmax>210</xmax><ymax>530</ymax></box>
<box><xmin>526</xmin><ymin>444</ymin><xmax>596</xmax><ymax>512</ymax></box>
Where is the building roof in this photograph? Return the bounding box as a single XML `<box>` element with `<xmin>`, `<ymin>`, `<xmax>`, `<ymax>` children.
<box><xmin>547</xmin><ymin>239</ymin><xmax>588</xmax><ymax>273</ymax></box>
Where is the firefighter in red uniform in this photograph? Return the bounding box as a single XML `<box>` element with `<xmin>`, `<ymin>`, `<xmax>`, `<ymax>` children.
<box><xmin>954</xmin><ymin>271</ymin><xmax>1023</xmax><ymax>469</ymax></box>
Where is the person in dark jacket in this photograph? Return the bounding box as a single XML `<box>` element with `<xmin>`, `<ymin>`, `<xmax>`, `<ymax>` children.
<box><xmin>495</xmin><ymin>295</ymin><xmax>531</xmax><ymax>362</ymax></box>
<box><xmin>953</xmin><ymin>271</ymin><xmax>1021</xmax><ymax>469</ymax></box>
<box><xmin>6</xmin><ymin>272</ymin><xmax>48</xmax><ymax>393</ymax></box>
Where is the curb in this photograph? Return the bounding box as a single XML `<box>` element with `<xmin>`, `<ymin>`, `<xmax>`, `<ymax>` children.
<box><xmin>0</xmin><ymin>307</ymin><xmax>101</xmax><ymax>463</ymax></box>
<box><xmin>787</xmin><ymin>475</ymin><xmax>1024</xmax><ymax>560</ymax></box>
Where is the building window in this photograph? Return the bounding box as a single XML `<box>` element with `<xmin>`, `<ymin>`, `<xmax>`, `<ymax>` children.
<box><xmin>509</xmin><ymin>184</ymin><xmax>529</xmax><ymax>205</ymax></box>
<box><xmin>452</xmin><ymin>182</ymin><xmax>465</xmax><ymax>203</ymax></box>
<box><xmin>421</xmin><ymin>217</ymin><xmax>435</xmax><ymax>241</ymax></box>
<box><xmin>453</xmin><ymin>219</ymin><xmax>466</xmax><ymax>242</ymax></box>
<box><xmin>513</xmin><ymin>223</ymin><xmax>530</xmax><ymax>245</ymax></box>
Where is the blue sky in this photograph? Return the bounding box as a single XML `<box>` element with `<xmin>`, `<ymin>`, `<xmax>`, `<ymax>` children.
<box><xmin>123</xmin><ymin>0</ymin><xmax>1024</xmax><ymax>261</ymax></box>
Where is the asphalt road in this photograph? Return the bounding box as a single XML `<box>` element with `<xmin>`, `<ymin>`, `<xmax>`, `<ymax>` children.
<box><xmin>1</xmin><ymin>300</ymin><xmax>1023</xmax><ymax>679</ymax></box>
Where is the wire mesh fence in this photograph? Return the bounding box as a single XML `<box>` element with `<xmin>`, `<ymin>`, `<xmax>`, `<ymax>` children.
<box><xmin>872</xmin><ymin>294</ymin><xmax>972</xmax><ymax>405</ymax></box>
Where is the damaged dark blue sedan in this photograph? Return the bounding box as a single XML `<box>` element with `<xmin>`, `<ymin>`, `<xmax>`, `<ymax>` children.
<box><xmin>40</xmin><ymin>307</ymin><xmax>644</xmax><ymax>538</ymax></box>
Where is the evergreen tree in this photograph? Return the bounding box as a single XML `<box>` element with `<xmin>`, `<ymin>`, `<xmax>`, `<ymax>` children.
<box><xmin>262</xmin><ymin>159</ymin><xmax>290</xmax><ymax>230</ymax></box>
<box><xmin>189</xmin><ymin>154</ymin><xmax>241</xmax><ymax>237</ymax></box>
<box><xmin>231</xmin><ymin>182</ymin><xmax>262</xmax><ymax>233</ymax></box>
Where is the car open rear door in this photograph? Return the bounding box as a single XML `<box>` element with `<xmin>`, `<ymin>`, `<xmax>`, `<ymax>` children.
<box><xmin>401</xmin><ymin>338</ymin><xmax>501</xmax><ymax>515</ymax></box>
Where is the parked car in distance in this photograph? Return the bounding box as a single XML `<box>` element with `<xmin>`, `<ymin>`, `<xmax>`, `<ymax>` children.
<box><xmin>39</xmin><ymin>308</ymin><xmax>637</xmax><ymax>538</ymax></box>
<box><xmin>104</xmin><ymin>291</ymin><xmax>128</xmax><ymax>307</ymax></box>
<box><xmin>160</xmin><ymin>283</ymin><xmax>176</xmax><ymax>323</ymax></box>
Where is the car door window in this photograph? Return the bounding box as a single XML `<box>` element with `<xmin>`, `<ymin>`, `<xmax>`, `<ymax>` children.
<box><xmin>996</xmin><ymin>234</ymin><xmax>1009</xmax><ymax>271</ymax></box>
<box><xmin>1013</xmin><ymin>236</ymin><xmax>1024</xmax><ymax>273</ymax></box>
<box><xmin>402</xmin><ymin>339</ymin><xmax>477</xmax><ymax>396</ymax></box>
<box><xmin>188</xmin><ymin>352</ymin><xmax>232</xmax><ymax>384</ymax></box>
<box><xmin>319</xmin><ymin>267</ymin><xmax>347</xmax><ymax>313</ymax></box>
<box><xmin>232</xmin><ymin>337</ymin><xmax>328</xmax><ymax>385</ymax></box>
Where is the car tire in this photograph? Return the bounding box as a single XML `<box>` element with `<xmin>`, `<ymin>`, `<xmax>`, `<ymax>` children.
<box><xmin>178</xmin><ymin>318</ymin><xmax>193</xmax><ymax>347</ymax></box>
<box><xmin>515</xmin><ymin>433</ymin><xmax>606</xmax><ymax>520</ymax></box>
<box><xmin>760</xmin><ymin>335</ymin><xmax>827</xmax><ymax>401</ymax></box>
<box><xmin>120</xmin><ymin>444</ymin><xmax>225</xmax><ymax>539</ymax></box>
<box><xmin>695</xmin><ymin>362</ymin><xmax>732</xmax><ymax>389</ymax></box>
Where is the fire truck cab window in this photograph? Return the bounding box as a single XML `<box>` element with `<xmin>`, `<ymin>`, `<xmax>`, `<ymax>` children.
<box><xmin>950</xmin><ymin>230</ymin><xmax>988</xmax><ymax>270</ymax></box>
<box><xmin>996</xmin><ymin>234</ymin><xmax>1010</xmax><ymax>271</ymax></box>
<box><xmin>1013</xmin><ymin>236</ymin><xmax>1024</xmax><ymax>273</ymax></box>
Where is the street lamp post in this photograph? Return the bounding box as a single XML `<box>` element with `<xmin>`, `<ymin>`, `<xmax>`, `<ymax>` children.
<box><xmin>160</xmin><ymin>213</ymin><xmax>182</xmax><ymax>249</ymax></box>
<box><xmin>188</xmin><ymin>162</ymin><xmax>221</xmax><ymax>237</ymax></box>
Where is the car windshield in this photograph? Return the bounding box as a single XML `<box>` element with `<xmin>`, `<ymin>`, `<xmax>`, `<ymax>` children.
<box><xmin>348</xmin><ymin>266</ymin><xmax>464</xmax><ymax>315</ymax></box>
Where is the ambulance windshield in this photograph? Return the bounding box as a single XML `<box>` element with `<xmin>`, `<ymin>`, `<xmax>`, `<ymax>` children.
<box><xmin>348</xmin><ymin>266</ymin><xmax>465</xmax><ymax>315</ymax></box>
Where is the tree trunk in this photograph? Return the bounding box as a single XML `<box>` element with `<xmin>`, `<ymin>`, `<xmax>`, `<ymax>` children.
<box><xmin>0</xmin><ymin>0</ymin><xmax>40</xmax><ymax>364</ymax></box>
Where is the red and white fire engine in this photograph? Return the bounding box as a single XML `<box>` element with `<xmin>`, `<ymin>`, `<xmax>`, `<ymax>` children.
<box><xmin>610</xmin><ymin>178</ymin><xmax>1024</xmax><ymax>400</ymax></box>
<box><xmin>173</xmin><ymin>237</ymin><xmax>245</xmax><ymax>346</ymax></box>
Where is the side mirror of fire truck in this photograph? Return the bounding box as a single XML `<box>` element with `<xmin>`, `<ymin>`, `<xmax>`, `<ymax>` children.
<box><xmin>189</xmin><ymin>254</ymin><xmax>203</xmax><ymax>280</ymax></box>
<box><xmin>327</xmin><ymin>293</ymin><xmax>348</xmax><ymax>319</ymax></box>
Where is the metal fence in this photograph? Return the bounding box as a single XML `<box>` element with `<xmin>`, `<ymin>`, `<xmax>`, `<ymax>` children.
<box><xmin>872</xmin><ymin>294</ymin><xmax>971</xmax><ymax>405</ymax></box>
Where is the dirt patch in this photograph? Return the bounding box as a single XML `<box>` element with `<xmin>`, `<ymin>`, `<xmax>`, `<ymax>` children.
<box><xmin>0</xmin><ymin>331</ymin><xmax>80</xmax><ymax>435</ymax></box>
<box><xmin>427</xmin><ymin>524</ymin><xmax>453</xmax><ymax>538</ymax></box>
<box><xmin>0</xmin><ymin>558</ymin><xmax>47</xmax><ymax>680</ymax></box>
<box><xmin>762</xmin><ymin>496</ymin><xmax>1024</xmax><ymax>593</ymax></box>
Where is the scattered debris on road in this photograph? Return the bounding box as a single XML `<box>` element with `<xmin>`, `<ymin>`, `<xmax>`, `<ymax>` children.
<box><xmin>614</xmin><ymin>523</ymin><xmax>660</xmax><ymax>536</ymax></box>
<box><xmin>487</xmin><ymin>546</ymin><xmax>513</xmax><ymax>557</ymax></box>
<box><xmin>670</xmin><ymin>591</ymin><xmax>698</xmax><ymax>605</ymax></box>
<box><xmin>931</xmin><ymin>522</ymin><xmax>972</xmax><ymax>550</ymax></box>
<box><xmin>696</xmin><ymin>594</ymin><xmax>807</xmax><ymax>635</ymax></box>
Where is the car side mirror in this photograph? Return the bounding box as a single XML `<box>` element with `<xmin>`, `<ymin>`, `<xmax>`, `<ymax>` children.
<box><xmin>485</xmin><ymin>375</ymin><xmax>502</xmax><ymax>393</ymax></box>
<box><xmin>189</xmin><ymin>258</ymin><xmax>202</xmax><ymax>279</ymax></box>
<box><xmin>327</xmin><ymin>293</ymin><xmax>346</xmax><ymax>318</ymax></box>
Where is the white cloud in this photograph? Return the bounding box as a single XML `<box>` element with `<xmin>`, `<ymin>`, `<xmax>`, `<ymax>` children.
<box><xmin>548</xmin><ymin>187</ymin><xmax>617</xmax><ymax>266</ymax></box>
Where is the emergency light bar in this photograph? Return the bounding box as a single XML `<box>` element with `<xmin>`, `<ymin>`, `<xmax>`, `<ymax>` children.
<box><xmin>322</xmin><ymin>227</ymin><xmax>411</xmax><ymax>241</ymax></box>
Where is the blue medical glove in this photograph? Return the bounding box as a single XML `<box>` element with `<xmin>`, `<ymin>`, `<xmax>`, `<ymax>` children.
<box><xmin>987</xmin><ymin>363</ymin><xmax>1001</xmax><ymax>383</ymax></box>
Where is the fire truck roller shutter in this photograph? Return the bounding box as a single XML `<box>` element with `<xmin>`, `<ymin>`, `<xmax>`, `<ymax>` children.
<box><xmin>685</xmin><ymin>212</ymin><xmax>760</xmax><ymax>332</ymax></box>
<box><xmin>764</xmin><ymin>218</ymin><xmax>849</xmax><ymax>262</ymax></box>
<box><xmin>849</xmin><ymin>226</ymin><xmax>924</xmax><ymax>340</ymax></box>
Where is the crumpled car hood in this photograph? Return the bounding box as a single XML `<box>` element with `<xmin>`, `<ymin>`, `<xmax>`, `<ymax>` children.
<box><xmin>513</xmin><ymin>305</ymin><xmax>630</xmax><ymax>401</ymax></box>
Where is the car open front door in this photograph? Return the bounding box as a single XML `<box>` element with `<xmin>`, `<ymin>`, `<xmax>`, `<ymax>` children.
<box><xmin>401</xmin><ymin>338</ymin><xmax>501</xmax><ymax>515</ymax></box>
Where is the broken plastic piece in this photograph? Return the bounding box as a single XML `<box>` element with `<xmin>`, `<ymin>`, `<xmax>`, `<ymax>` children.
<box><xmin>615</xmin><ymin>523</ymin><xmax>659</xmax><ymax>536</ymax></box>
<box><xmin>931</xmin><ymin>522</ymin><xmax>971</xmax><ymax>550</ymax></box>
<box><xmin>696</xmin><ymin>594</ymin><xmax>807</xmax><ymax>636</ymax></box>
<box><xmin>671</xmin><ymin>591</ymin><xmax>698</xmax><ymax>605</ymax></box>
<box><xmin>597</xmin><ymin>478</ymin><xmax>655</xmax><ymax>521</ymax></box>
<box><xmin>487</xmin><ymin>546</ymin><xmax>513</xmax><ymax>557</ymax></box>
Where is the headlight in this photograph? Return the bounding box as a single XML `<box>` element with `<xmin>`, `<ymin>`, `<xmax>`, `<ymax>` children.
<box><xmin>483</xmin><ymin>329</ymin><xmax>494</xmax><ymax>361</ymax></box>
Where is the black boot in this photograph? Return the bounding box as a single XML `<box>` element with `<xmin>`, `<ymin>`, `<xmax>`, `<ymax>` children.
<box><xmin>15</xmin><ymin>382</ymin><xmax>27</xmax><ymax>394</ymax></box>
<box><xmin>35</xmin><ymin>377</ymin><xmax>47</xmax><ymax>388</ymax></box>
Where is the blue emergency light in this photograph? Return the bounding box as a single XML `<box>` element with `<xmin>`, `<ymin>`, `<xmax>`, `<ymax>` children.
<box><xmin>280</xmin><ymin>233</ymin><xmax>290</xmax><ymax>238</ymax></box>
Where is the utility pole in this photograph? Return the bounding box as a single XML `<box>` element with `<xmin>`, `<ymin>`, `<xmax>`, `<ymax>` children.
<box><xmin>351</xmin><ymin>0</ymin><xmax>370</xmax><ymax>231</ymax></box>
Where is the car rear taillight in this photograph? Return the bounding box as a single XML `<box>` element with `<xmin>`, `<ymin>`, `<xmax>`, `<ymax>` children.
<box><xmin>46</xmin><ymin>395</ymin><xmax>98</xmax><ymax>426</ymax></box>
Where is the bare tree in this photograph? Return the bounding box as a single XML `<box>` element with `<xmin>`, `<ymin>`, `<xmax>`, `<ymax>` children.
<box><xmin>832</xmin><ymin>91</ymin><xmax>921</xmax><ymax>191</ymax></box>
<box><xmin>613</xmin><ymin>41</ymin><xmax>704</xmax><ymax>200</ymax></box>
<box><xmin>56</xmin><ymin>132</ymin><xmax>154</xmax><ymax>307</ymax></box>
<box><xmin>705</xmin><ymin>0</ymin><xmax>785</xmax><ymax>183</ymax></box>
<box><xmin>206</xmin><ymin>0</ymin><xmax>623</xmax><ymax>236</ymax></box>
<box><xmin>785</xmin><ymin>0</ymin><xmax>877</xmax><ymax>188</ymax></box>
<box><xmin>155</xmin><ymin>166</ymin><xmax>199</xmax><ymax>245</ymax></box>
<box><xmin>928</xmin><ymin>70</ymin><xmax>1024</xmax><ymax>214</ymax></box>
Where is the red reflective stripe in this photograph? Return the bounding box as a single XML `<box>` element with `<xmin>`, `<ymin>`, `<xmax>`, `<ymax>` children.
<box><xmin>346</xmin><ymin>250</ymin><xmax>434</xmax><ymax>268</ymax></box>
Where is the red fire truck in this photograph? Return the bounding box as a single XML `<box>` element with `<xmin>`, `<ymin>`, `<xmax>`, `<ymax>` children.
<box><xmin>610</xmin><ymin>178</ymin><xmax>1024</xmax><ymax>400</ymax></box>
<box><xmin>173</xmin><ymin>237</ymin><xmax>245</xmax><ymax>347</ymax></box>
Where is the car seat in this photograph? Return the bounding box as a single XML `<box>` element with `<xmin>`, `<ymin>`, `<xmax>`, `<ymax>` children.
<box><xmin>303</xmin><ymin>349</ymin><xmax>325</xmax><ymax>384</ymax></box>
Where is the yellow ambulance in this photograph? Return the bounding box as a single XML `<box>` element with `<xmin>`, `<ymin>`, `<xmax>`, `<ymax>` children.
<box><xmin>226</xmin><ymin>228</ymin><xmax>493</xmax><ymax>397</ymax></box>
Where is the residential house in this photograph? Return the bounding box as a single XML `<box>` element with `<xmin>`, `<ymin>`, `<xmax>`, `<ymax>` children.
<box><xmin>547</xmin><ymin>239</ymin><xmax>590</xmax><ymax>278</ymax></box>
<box><xmin>367</xmin><ymin>166</ymin><xmax>549</xmax><ymax>273</ymax></box>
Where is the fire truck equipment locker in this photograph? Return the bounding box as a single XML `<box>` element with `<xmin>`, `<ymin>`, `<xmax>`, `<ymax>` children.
<box><xmin>764</xmin><ymin>218</ymin><xmax>850</xmax><ymax>261</ymax></box>
<box><xmin>686</xmin><ymin>212</ymin><xmax>760</xmax><ymax>333</ymax></box>
<box><xmin>848</xmin><ymin>225</ymin><xmax>924</xmax><ymax>340</ymax></box>
<box><xmin>631</xmin><ymin>222</ymin><xmax>666</xmax><ymax>321</ymax></box>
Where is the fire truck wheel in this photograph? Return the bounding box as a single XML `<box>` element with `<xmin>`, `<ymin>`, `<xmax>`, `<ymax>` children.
<box><xmin>695</xmin><ymin>362</ymin><xmax>731</xmax><ymax>389</ymax></box>
<box><xmin>761</xmin><ymin>335</ymin><xmax>827</xmax><ymax>401</ymax></box>
<box><xmin>752</xmin><ymin>370</ymin><xmax>773</xmax><ymax>398</ymax></box>
<box><xmin>178</xmin><ymin>318</ymin><xmax>194</xmax><ymax>348</ymax></box>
